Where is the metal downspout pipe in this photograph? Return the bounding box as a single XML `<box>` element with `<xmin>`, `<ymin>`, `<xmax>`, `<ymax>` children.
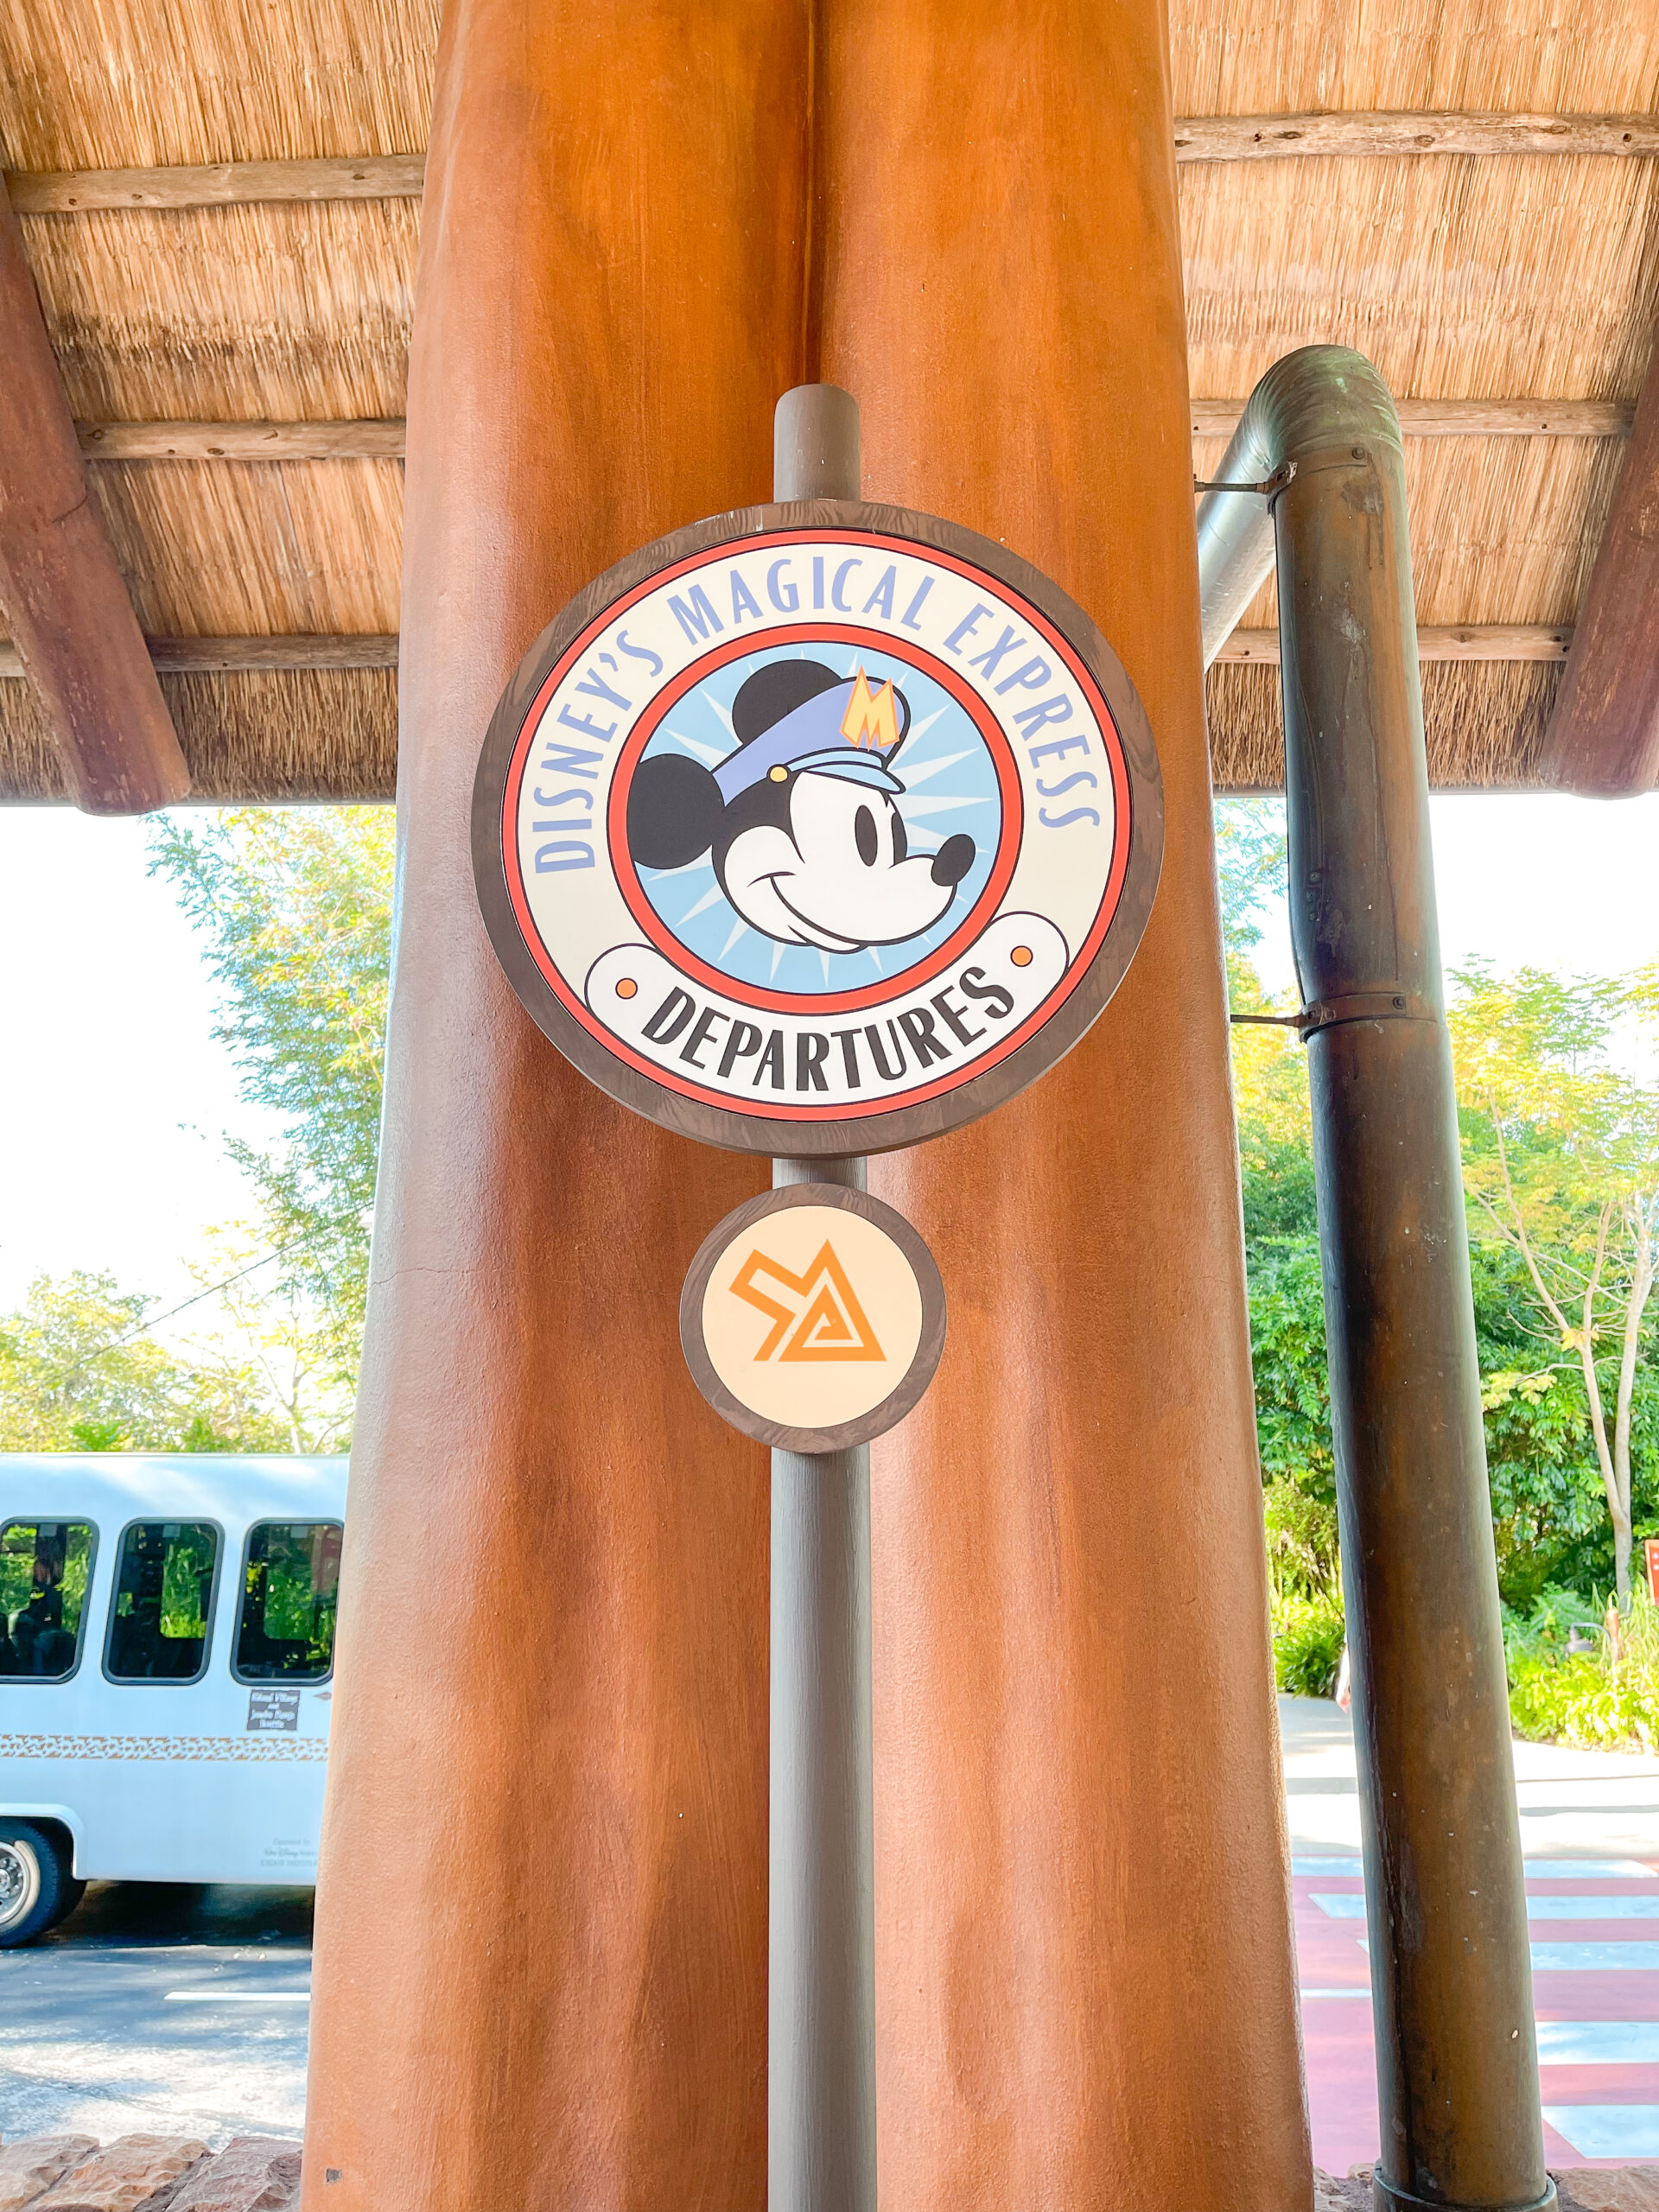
<box><xmin>1196</xmin><ymin>346</ymin><xmax>1554</xmax><ymax>2212</ymax></box>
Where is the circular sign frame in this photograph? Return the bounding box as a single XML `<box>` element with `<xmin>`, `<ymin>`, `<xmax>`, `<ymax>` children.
<box><xmin>473</xmin><ymin>499</ymin><xmax>1163</xmax><ymax>1157</ymax></box>
<box><xmin>679</xmin><ymin>1183</ymin><xmax>946</xmax><ymax>1453</ymax></box>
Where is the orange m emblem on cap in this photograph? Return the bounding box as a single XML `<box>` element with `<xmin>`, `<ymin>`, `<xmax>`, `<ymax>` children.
<box><xmin>840</xmin><ymin>668</ymin><xmax>900</xmax><ymax>751</ymax></box>
<box><xmin>728</xmin><ymin>1241</ymin><xmax>886</xmax><ymax>1363</ymax></box>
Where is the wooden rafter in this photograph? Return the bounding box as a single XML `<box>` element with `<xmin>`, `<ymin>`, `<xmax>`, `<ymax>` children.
<box><xmin>6</xmin><ymin>153</ymin><xmax>424</xmax><ymax>213</ymax></box>
<box><xmin>1191</xmin><ymin>397</ymin><xmax>1634</xmax><ymax>440</ymax></box>
<box><xmin>65</xmin><ymin>401</ymin><xmax>1637</xmax><ymax>464</ymax></box>
<box><xmin>0</xmin><ymin>635</ymin><xmax>398</xmax><ymax>675</ymax></box>
<box><xmin>1174</xmin><ymin>111</ymin><xmax>1659</xmax><ymax>161</ymax></box>
<box><xmin>0</xmin><ymin>628</ymin><xmax>1575</xmax><ymax>675</ymax></box>
<box><xmin>3</xmin><ymin>112</ymin><xmax>1653</xmax><ymax>213</ymax></box>
<box><xmin>1539</xmin><ymin>339</ymin><xmax>1659</xmax><ymax>793</ymax></box>
<box><xmin>0</xmin><ymin>179</ymin><xmax>188</xmax><ymax>813</ymax></box>
<box><xmin>77</xmin><ymin>420</ymin><xmax>410</xmax><ymax>461</ymax></box>
<box><xmin>1215</xmin><ymin>625</ymin><xmax>1573</xmax><ymax>664</ymax></box>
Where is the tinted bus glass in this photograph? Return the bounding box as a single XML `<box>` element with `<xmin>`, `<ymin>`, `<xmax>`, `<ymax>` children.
<box><xmin>107</xmin><ymin>1522</ymin><xmax>219</xmax><ymax>1682</ymax></box>
<box><xmin>0</xmin><ymin>1522</ymin><xmax>94</xmax><ymax>1679</ymax></box>
<box><xmin>235</xmin><ymin>1522</ymin><xmax>341</xmax><ymax>1683</ymax></box>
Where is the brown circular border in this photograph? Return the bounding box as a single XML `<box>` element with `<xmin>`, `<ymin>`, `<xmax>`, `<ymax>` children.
<box><xmin>473</xmin><ymin>499</ymin><xmax>1164</xmax><ymax>1158</ymax></box>
<box><xmin>679</xmin><ymin>1184</ymin><xmax>947</xmax><ymax>1453</ymax></box>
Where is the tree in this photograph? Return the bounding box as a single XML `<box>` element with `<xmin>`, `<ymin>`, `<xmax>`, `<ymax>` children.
<box><xmin>0</xmin><ymin>1269</ymin><xmax>288</xmax><ymax>1452</ymax></box>
<box><xmin>148</xmin><ymin>808</ymin><xmax>394</xmax><ymax>1406</ymax></box>
<box><xmin>174</xmin><ymin>1228</ymin><xmax>353</xmax><ymax>1455</ymax></box>
<box><xmin>1450</xmin><ymin>964</ymin><xmax>1659</xmax><ymax>1604</ymax></box>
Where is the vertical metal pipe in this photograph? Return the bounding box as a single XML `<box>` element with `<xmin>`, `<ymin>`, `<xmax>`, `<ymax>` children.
<box><xmin>1199</xmin><ymin>348</ymin><xmax>1553</xmax><ymax>2212</ymax></box>
<box><xmin>769</xmin><ymin>385</ymin><xmax>875</xmax><ymax>2212</ymax></box>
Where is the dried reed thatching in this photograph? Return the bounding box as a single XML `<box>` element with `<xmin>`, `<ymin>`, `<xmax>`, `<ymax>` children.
<box><xmin>1181</xmin><ymin>0</ymin><xmax>1657</xmax><ymax>797</ymax></box>
<box><xmin>0</xmin><ymin>0</ymin><xmax>427</xmax><ymax>801</ymax></box>
<box><xmin>0</xmin><ymin>0</ymin><xmax>435</xmax><ymax>168</ymax></box>
<box><xmin>1209</xmin><ymin>659</ymin><xmax>1564</xmax><ymax>791</ymax></box>
<box><xmin>0</xmin><ymin>0</ymin><xmax>1654</xmax><ymax>798</ymax></box>
<box><xmin>0</xmin><ymin>669</ymin><xmax>397</xmax><ymax>802</ymax></box>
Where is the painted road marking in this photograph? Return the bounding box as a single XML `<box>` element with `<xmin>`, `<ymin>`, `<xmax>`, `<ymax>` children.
<box><xmin>1535</xmin><ymin>2023</ymin><xmax>1659</xmax><ymax>2063</ymax></box>
<box><xmin>1318</xmin><ymin>1894</ymin><xmax>1659</xmax><ymax>1922</ymax></box>
<box><xmin>1296</xmin><ymin>1859</ymin><xmax>1656</xmax><ymax>1881</ymax></box>
<box><xmin>1353</xmin><ymin>1936</ymin><xmax>1659</xmax><ymax>1970</ymax></box>
<box><xmin>1543</xmin><ymin>2107</ymin><xmax>1659</xmax><ymax>2159</ymax></box>
<box><xmin>1529</xmin><ymin>1944</ymin><xmax>1659</xmax><ymax>1971</ymax></box>
<box><xmin>1522</xmin><ymin>1898</ymin><xmax>1659</xmax><ymax>1920</ymax></box>
<box><xmin>1522</xmin><ymin>1861</ymin><xmax>1657</xmax><ymax>1879</ymax></box>
<box><xmin>163</xmin><ymin>1991</ymin><xmax>312</xmax><ymax>2004</ymax></box>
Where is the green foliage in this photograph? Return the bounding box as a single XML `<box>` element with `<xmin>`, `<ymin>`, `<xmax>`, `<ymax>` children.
<box><xmin>1212</xmin><ymin>800</ymin><xmax>1659</xmax><ymax>1710</ymax></box>
<box><xmin>0</xmin><ymin>1270</ymin><xmax>288</xmax><ymax>1453</ymax></box>
<box><xmin>1248</xmin><ymin>1238</ymin><xmax>1334</xmax><ymax>1499</ymax></box>
<box><xmin>148</xmin><ymin>809</ymin><xmax>393</xmax><ymax>1380</ymax></box>
<box><xmin>1450</xmin><ymin>963</ymin><xmax>1659</xmax><ymax>1601</ymax></box>
<box><xmin>1263</xmin><ymin>1474</ymin><xmax>1340</xmax><ymax>1601</ymax></box>
<box><xmin>2</xmin><ymin>810</ymin><xmax>391</xmax><ymax>1454</ymax></box>
<box><xmin>1505</xmin><ymin>1586</ymin><xmax>1659</xmax><ymax>1752</ymax></box>
<box><xmin>1214</xmin><ymin>798</ymin><xmax>1287</xmax><ymax>973</ymax></box>
<box><xmin>1272</xmin><ymin>1591</ymin><xmax>1347</xmax><ymax>1697</ymax></box>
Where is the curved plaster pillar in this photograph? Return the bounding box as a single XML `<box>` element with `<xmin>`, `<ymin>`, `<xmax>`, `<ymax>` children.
<box><xmin>818</xmin><ymin>7</ymin><xmax>1314</xmax><ymax>2206</ymax></box>
<box><xmin>300</xmin><ymin>5</ymin><xmax>800</xmax><ymax>2203</ymax></box>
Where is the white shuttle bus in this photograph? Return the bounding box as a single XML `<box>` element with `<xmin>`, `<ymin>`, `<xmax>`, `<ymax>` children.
<box><xmin>0</xmin><ymin>1454</ymin><xmax>346</xmax><ymax>1945</ymax></box>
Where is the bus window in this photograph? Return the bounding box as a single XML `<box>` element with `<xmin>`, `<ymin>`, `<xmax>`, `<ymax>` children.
<box><xmin>234</xmin><ymin>1522</ymin><xmax>341</xmax><ymax>1684</ymax></box>
<box><xmin>0</xmin><ymin>1522</ymin><xmax>95</xmax><ymax>1680</ymax></box>
<box><xmin>105</xmin><ymin>1522</ymin><xmax>219</xmax><ymax>1683</ymax></box>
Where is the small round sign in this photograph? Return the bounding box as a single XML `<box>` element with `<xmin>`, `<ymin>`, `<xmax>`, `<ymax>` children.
<box><xmin>474</xmin><ymin>500</ymin><xmax>1162</xmax><ymax>1156</ymax></box>
<box><xmin>679</xmin><ymin>1184</ymin><xmax>946</xmax><ymax>1453</ymax></box>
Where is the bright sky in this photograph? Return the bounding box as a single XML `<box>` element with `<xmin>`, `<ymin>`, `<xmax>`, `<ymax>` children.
<box><xmin>1</xmin><ymin>792</ymin><xmax>1656</xmax><ymax>1314</ymax></box>
<box><xmin>1246</xmin><ymin>792</ymin><xmax>1659</xmax><ymax>1007</ymax></box>
<box><xmin>0</xmin><ymin>809</ymin><xmax>284</xmax><ymax>1312</ymax></box>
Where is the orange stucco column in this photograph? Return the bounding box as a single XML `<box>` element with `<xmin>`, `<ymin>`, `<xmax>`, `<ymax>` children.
<box><xmin>304</xmin><ymin>4</ymin><xmax>1309</xmax><ymax>2208</ymax></box>
<box><xmin>821</xmin><ymin>8</ymin><xmax>1313</xmax><ymax>2207</ymax></box>
<box><xmin>300</xmin><ymin>5</ymin><xmax>802</xmax><ymax>2205</ymax></box>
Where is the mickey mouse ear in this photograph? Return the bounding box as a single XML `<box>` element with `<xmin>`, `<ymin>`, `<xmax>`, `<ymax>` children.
<box><xmin>627</xmin><ymin>753</ymin><xmax>723</xmax><ymax>869</ymax></box>
<box><xmin>731</xmin><ymin>659</ymin><xmax>842</xmax><ymax>745</ymax></box>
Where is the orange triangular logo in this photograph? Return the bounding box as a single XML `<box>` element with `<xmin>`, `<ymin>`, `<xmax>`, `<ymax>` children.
<box><xmin>728</xmin><ymin>1240</ymin><xmax>885</xmax><ymax>1363</ymax></box>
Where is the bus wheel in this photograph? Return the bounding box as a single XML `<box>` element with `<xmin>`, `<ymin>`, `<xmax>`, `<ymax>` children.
<box><xmin>0</xmin><ymin>1822</ymin><xmax>72</xmax><ymax>1948</ymax></box>
<box><xmin>46</xmin><ymin>1876</ymin><xmax>87</xmax><ymax>1932</ymax></box>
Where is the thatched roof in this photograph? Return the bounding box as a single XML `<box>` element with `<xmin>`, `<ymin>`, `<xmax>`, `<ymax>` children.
<box><xmin>0</xmin><ymin>0</ymin><xmax>1654</xmax><ymax>799</ymax></box>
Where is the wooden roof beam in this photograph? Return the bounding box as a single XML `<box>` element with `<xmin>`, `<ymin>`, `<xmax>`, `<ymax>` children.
<box><xmin>0</xmin><ymin>628</ymin><xmax>1573</xmax><ymax>676</ymax></box>
<box><xmin>78</xmin><ymin>419</ymin><xmax>410</xmax><ymax>461</ymax></box>
<box><xmin>64</xmin><ymin>400</ymin><xmax>1635</xmax><ymax>464</ymax></box>
<box><xmin>0</xmin><ymin>180</ymin><xmax>188</xmax><ymax>813</ymax></box>
<box><xmin>6</xmin><ymin>153</ymin><xmax>424</xmax><ymax>213</ymax></box>
<box><xmin>0</xmin><ymin>635</ymin><xmax>398</xmax><ymax>675</ymax></box>
<box><xmin>3</xmin><ymin>115</ymin><xmax>1653</xmax><ymax>212</ymax></box>
<box><xmin>1192</xmin><ymin>397</ymin><xmax>1634</xmax><ymax>439</ymax></box>
<box><xmin>1213</xmin><ymin>625</ymin><xmax>1573</xmax><ymax>664</ymax></box>
<box><xmin>1175</xmin><ymin>111</ymin><xmax>1659</xmax><ymax>161</ymax></box>
<box><xmin>1540</xmin><ymin>338</ymin><xmax>1659</xmax><ymax>793</ymax></box>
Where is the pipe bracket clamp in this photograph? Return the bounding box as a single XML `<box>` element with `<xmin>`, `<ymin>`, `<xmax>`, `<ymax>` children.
<box><xmin>1372</xmin><ymin>2174</ymin><xmax>1556</xmax><ymax>2212</ymax></box>
<box><xmin>1298</xmin><ymin>988</ymin><xmax>1439</xmax><ymax>1039</ymax></box>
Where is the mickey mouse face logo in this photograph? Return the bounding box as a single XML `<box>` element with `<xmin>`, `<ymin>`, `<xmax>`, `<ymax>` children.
<box><xmin>626</xmin><ymin>657</ymin><xmax>984</xmax><ymax>975</ymax></box>
<box><xmin>476</xmin><ymin>518</ymin><xmax>1159</xmax><ymax>1153</ymax></box>
<box><xmin>623</xmin><ymin>641</ymin><xmax>1008</xmax><ymax>986</ymax></box>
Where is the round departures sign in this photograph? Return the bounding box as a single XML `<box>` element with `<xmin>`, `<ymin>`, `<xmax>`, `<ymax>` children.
<box><xmin>680</xmin><ymin>1184</ymin><xmax>946</xmax><ymax>1452</ymax></box>
<box><xmin>473</xmin><ymin>501</ymin><xmax>1163</xmax><ymax>1156</ymax></box>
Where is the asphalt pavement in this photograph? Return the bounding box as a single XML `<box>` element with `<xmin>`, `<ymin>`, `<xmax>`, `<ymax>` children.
<box><xmin>0</xmin><ymin>1882</ymin><xmax>311</xmax><ymax>2145</ymax></box>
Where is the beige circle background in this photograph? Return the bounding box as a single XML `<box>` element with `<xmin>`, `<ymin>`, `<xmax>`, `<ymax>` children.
<box><xmin>699</xmin><ymin>1203</ymin><xmax>925</xmax><ymax>1432</ymax></box>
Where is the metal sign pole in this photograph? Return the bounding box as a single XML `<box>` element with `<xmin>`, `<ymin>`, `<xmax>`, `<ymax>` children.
<box><xmin>475</xmin><ymin>370</ymin><xmax>1161</xmax><ymax>2212</ymax></box>
<box><xmin>770</xmin><ymin>385</ymin><xmax>877</xmax><ymax>2212</ymax></box>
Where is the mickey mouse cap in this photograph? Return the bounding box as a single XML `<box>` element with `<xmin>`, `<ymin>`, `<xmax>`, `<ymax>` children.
<box><xmin>712</xmin><ymin>671</ymin><xmax>907</xmax><ymax>804</ymax></box>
